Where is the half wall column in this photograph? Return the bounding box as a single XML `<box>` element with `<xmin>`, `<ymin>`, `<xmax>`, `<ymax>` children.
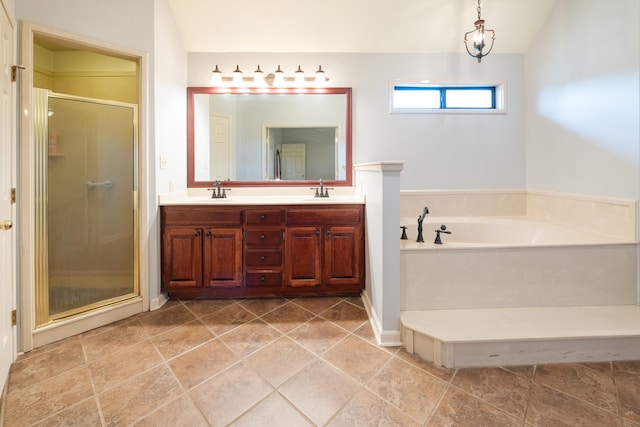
<box><xmin>354</xmin><ymin>161</ymin><xmax>404</xmax><ymax>346</ymax></box>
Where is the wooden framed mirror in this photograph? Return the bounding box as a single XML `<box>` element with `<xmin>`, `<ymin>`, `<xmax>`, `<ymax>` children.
<box><xmin>187</xmin><ymin>87</ymin><xmax>352</xmax><ymax>187</ymax></box>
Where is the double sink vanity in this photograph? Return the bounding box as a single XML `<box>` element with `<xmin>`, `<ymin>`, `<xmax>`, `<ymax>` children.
<box><xmin>162</xmin><ymin>85</ymin><xmax>363</xmax><ymax>298</ymax></box>
<box><xmin>159</xmin><ymin>190</ymin><xmax>365</xmax><ymax>298</ymax></box>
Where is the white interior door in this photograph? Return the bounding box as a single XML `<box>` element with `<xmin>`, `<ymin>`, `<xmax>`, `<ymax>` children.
<box><xmin>210</xmin><ymin>114</ymin><xmax>231</xmax><ymax>180</ymax></box>
<box><xmin>281</xmin><ymin>143</ymin><xmax>306</xmax><ymax>180</ymax></box>
<box><xmin>0</xmin><ymin>0</ymin><xmax>16</xmax><ymax>391</ymax></box>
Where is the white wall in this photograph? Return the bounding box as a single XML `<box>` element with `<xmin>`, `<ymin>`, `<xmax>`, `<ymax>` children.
<box><xmin>188</xmin><ymin>52</ymin><xmax>526</xmax><ymax>190</ymax></box>
<box><xmin>16</xmin><ymin>0</ymin><xmax>155</xmax><ymax>53</ymax></box>
<box><xmin>16</xmin><ymin>0</ymin><xmax>188</xmax><ymax>303</ymax></box>
<box><xmin>525</xmin><ymin>0</ymin><xmax>640</xmax><ymax>200</ymax></box>
<box><xmin>151</xmin><ymin>0</ymin><xmax>187</xmax><ymax>302</ymax></box>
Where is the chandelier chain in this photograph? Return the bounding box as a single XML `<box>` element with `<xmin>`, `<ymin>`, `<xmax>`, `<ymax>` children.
<box><xmin>477</xmin><ymin>0</ymin><xmax>482</xmax><ymax>20</ymax></box>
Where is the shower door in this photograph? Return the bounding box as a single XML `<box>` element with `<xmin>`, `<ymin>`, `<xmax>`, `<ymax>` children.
<box><xmin>34</xmin><ymin>90</ymin><xmax>138</xmax><ymax>324</ymax></box>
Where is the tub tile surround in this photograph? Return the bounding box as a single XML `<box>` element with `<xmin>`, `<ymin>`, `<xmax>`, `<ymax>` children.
<box><xmin>400</xmin><ymin>189</ymin><xmax>527</xmax><ymax>219</ymax></box>
<box><xmin>527</xmin><ymin>190</ymin><xmax>637</xmax><ymax>241</ymax></box>
<box><xmin>399</xmin><ymin>189</ymin><xmax>640</xmax><ymax>368</ymax></box>
<box><xmin>400</xmin><ymin>188</ymin><xmax>637</xmax><ymax>241</ymax></box>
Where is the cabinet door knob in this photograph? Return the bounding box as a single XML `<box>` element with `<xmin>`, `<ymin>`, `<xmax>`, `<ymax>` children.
<box><xmin>205</xmin><ymin>231</ymin><xmax>211</xmax><ymax>237</ymax></box>
<box><xmin>326</xmin><ymin>229</ymin><xmax>331</xmax><ymax>236</ymax></box>
<box><xmin>315</xmin><ymin>229</ymin><xmax>320</xmax><ymax>235</ymax></box>
<box><xmin>194</xmin><ymin>230</ymin><xmax>200</xmax><ymax>237</ymax></box>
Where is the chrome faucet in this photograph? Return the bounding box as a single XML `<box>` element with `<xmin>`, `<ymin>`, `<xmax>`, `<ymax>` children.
<box><xmin>416</xmin><ymin>206</ymin><xmax>429</xmax><ymax>242</ymax></box>
<box><xmin>208</xmin><ymin>180</ymin><xmax>230</xmax><ymax>199</ymax></box>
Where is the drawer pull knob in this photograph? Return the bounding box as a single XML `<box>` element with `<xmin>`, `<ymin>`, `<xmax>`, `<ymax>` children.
<box><xmin>260</xmin><ymin>276</ymin><xmax>266</xmax><ymax>282</ymax></box>
<box><xmin>260</xmin><ymin>256</ymin><xmax>266</xmax><ymax>262</ymax></box>
<box><xmin>260</xmin><ymin>215</ymin><xmax>266</xmax><ymax>221</ymax></box>
<box><xmin>260</xmin><ymin>234</ymin><xmax>265</xmax><ymax>240</ymax></box>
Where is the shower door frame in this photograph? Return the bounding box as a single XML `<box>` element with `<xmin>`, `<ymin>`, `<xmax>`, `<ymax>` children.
<box><xmin>18</xmin><ymin>22</ymin><xmax>149</xmax><ymax>351</ymax></box>
<box><xmin>34</xmin><ymin>91</ymin><xmax>140</xmax><ymax>325</ymax></box>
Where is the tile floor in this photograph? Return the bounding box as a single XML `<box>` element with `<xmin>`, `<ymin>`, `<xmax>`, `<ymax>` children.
<box><xmin>1</xmin><ymin>296</ymin><xmax>639</xmax><ymax>426</ymax></box>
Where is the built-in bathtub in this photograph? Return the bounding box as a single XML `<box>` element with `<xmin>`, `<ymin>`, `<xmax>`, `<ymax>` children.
<box><xmin>400</xmin><ymin>216</ymin><xmax>638</xmax><ymax>311</ymax></box>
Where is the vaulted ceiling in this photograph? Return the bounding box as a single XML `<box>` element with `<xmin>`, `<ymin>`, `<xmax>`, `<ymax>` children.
<box><xmin>168</xmin><ymin>0</ymin><xmax>558</xmax><ymax>54</ymax></box>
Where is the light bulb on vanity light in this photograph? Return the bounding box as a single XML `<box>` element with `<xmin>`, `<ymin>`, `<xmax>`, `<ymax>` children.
<box><xmin>294</xmin><ymin>65</ymin><xmax>305</xmax><ymax>86</ymax></box>
<box><xmin>314</xmin><ymin>65</ymin><xmax>326</xmax><ymax>86</ymax></box>
<box><xmin>253</xmin><ymin>65</ymin><xmax>266</xmax><ymax>86</ymax></box>
<box><xmin>232</xmin><ymin>65</ymin><xmax>243</xmax><ymax>86</ymax></box>
<box><xmin>210</xmin><ymin>65</ymin><xmax>223</xmax><ymax>86</ymax></box>
<box><xmin>273</xmin><ymin>65</ymin><xmax>285</xmax><ymax>87</ymax></box>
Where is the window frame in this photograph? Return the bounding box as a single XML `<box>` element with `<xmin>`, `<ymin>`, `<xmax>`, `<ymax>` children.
<box><xmin>390</xmin><ymin>81</ymin><xmax>506</xmax><ymax>114</ymax></box>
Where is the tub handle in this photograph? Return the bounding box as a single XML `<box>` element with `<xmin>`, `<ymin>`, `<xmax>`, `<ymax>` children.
<box><xmin>434</xmin><ymin>225</ymin><xmax>452</xmax><ymax>245</ymax></box>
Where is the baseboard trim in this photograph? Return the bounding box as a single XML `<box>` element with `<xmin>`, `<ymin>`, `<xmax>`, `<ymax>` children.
<box><xmin>150</xmin><ymin>293</ymin><xmax>169</xmax><ymax>311</ymax></box>
<box><xmin>361</xmin><ymin>292</ymin><xmax>402</xmax><ymax>347</ymax></box>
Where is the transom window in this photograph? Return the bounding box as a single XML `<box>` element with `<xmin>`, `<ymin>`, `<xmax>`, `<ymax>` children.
<box><xmin>391</xmin><ymin>82</ymin><xmax>505</xmax><ymax>113</ymax></box>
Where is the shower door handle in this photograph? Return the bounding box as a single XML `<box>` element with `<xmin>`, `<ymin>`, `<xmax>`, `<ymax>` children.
<box><xmin>86</xmin><ymin>180</ymin><xmax>115</xmax><ymax>189</ymax></box>
<box><xmin>0</xmin><ymin>220</ymin><xmax>12</xmax><ymax>231</ymax></box>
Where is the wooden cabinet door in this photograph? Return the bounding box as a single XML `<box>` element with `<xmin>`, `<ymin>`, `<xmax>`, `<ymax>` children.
<box><xmin>324</xmin><ymin>226</ymin><xmax>362</xmax><ymax>288</ymax></box>
<box><xmin>203</xmin><ymin>227</ymin><xmax>243</xmax><ymax>288</ymax></box>
<box><xmin>284</xmin><ymin>226</ymin><xmax>322</xmax><ymax>287</ymax></box>
<box><xmin>162</xmin><ymin>227</ymin><xmax>203</xmax><ymax>288</ymax></box>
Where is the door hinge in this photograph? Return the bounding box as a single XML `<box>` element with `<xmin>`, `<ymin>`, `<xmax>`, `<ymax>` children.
<box><xmin>11</xmin><ymin>65</ymin><xmax>25</xmax><ymax>83</ymax></box>
<box><xmin>11</xmin><ymin>188</ymin><xmax>16</xmax><ymax>204</ymax></box>
<box><xmin>11</xmin><ymin>310</ymin><xmax>16</xmax><ymax>326</ymax></box>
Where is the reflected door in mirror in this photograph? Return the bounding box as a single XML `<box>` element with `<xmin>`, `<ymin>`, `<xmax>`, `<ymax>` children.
<box><xmin>210</xmin><ymin>114</ymin><xmax>231</xmax><ymax>181</ymax></box>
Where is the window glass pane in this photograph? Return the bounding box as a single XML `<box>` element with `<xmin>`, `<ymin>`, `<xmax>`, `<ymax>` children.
<box><xmin>445</xmin><ymin>89</ymin><xmax>493</xmax><ymax>109</ymax></box>
<box><xmin>393</xmin><ymin>87</ymin><xmax>440</xmax><ymax>109</ymax></box>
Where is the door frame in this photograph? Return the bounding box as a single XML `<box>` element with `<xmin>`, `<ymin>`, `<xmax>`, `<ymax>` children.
<box><xmin>18</xmin><ymin>22</ymin><xmax>149</xmax><ymax>351</ymax></box>
<box><xmin>0</xmin><ymin>0</ymin><xmax>16</xmax><ymax>390</ymax></box>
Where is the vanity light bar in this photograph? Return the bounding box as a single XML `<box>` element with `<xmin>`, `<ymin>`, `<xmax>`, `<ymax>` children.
<box><xmin>210</xmin><ymin>65</ymin><xmax>329</xmax><ymax>88</ymax></box>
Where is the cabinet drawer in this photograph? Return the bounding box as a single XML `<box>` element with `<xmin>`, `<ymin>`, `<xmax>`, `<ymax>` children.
<box><xmin>245</xmin><ymin>271</ymin><xmax>282</xmax><ymax>287</ymax></box>
<box><xmin>244</xmin><ymin>229</ymin><xmax>283</xmax><ymax>246</ymax></box>
<box><xmin>285</xmin><ymin>206</ymin><xmax>363</xmax><ymax>226</ymax></box>
<box><xmin>245</xmin><ymin>209</ymin><xmax>283</xmax><ymax>225</ymax></box>
<box><xmin>245</xmin><ymin>249</ymin><xmax>282</xmax><ymax>267</ymax></box>
<box><xmin>162</xmin><ymin>206</ymin><xmax>242</xmax><ymax>226</ymax></box>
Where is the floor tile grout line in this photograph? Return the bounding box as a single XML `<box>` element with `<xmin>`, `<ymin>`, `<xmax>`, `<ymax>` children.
<box><xmin>531</xmin><ymin>373</ymin><xmax>623</xmax><ymax>417</ymax></box>
<box><xmin>445</xmin><ymin>382</ymin><xmax>529</xmax><ymax>425</ymax></box>
<box><xmin>521</xmin><ymin>365</ymin><xmax>536</xmax><ymax>427</ymax></box>
<box><xmin>136</xmin><ymin>348</ymin><xmax>215</xmax><ymax>427</ymax></box>
<box><xmin>611</xmin><ymin>362</ymin><xmax>627</xmax><ymax>423</ymax></box>
<box><xmin>421</xmin><ymin>378</ymin><xmax>454</xmax><ymax>426</ymax></box>
<box><xmin>361</xmin><ymin>349</ymin><xmax>438</xmax><ymax>425</ymax></box>
<box><xmin>81</xmin><ymin>335</ymin><xmax>108</xmax><ymax>427</ymax></box>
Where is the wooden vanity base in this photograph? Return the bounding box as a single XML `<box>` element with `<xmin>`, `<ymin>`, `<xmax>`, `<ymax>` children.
<box><xmin>161</xmin><ymin>204</ymin><xmax>365</xmax><ymax>298</ymax></box>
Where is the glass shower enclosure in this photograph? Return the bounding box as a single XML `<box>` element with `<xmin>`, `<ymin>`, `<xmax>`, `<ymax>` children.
<box><xmin>33</xmin><ymin>89</ymin><xmax>138</xmax><ymax>325</ymax></box>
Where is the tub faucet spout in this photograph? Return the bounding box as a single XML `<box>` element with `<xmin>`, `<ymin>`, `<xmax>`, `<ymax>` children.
<box><xmin>416</xmin><ymin>206</ymin><xmax>429</xmax><ymax>243</ymax></box>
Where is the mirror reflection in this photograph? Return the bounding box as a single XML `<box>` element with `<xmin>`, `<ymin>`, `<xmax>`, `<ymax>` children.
<box><xmin>188</xmin><ymin>87</ymin><xmax>352</xmax><ymax>187</ymax></box>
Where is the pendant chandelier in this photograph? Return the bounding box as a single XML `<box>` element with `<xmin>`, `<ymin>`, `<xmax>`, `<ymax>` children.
<box><xmin>464</xmin><ymin>0</ymin><xmax>495</xmax><ymax>63</ymax></box>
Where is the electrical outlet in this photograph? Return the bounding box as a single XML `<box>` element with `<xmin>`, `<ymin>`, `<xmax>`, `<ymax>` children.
<box><xmin>160</xmin><ymin>156</ymin><xmax>168</xmax><ymax>169</ymax></box>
